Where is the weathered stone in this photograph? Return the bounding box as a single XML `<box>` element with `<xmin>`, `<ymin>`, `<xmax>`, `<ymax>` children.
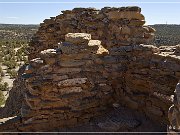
<box><xmin>44</xmin><ymin>57</ymin><xmax>56</xmax><ymax>65</ymax></box>
<box><xmin>52</xmin><ymin>74</ymin><xmax>69</xmax><ymax>82</ymax></box>
<box><xmin>30</xmin><ymin>58</ymin><xmax>44</xmax><ymax>68</ymax></box>
<box><xmin>65</xmin><ymin>33</ymin><xmax>91</xmax><ymax>45</ymax></box>
<box><xmin>106</xmin><ymin>11</ymin><xmax>145</xmax><ymax>21</ymax></box>
<box><xmin>58</xmin><ymin>78</ymin><xmax>87</xmax><ymax>87</ymax></box>
<box><xmin>59</xmin><ymin>61</ymin><xmax>85</xmax><ymax>67</ymax></box>
<box><xmin>40</xmin><ymin>49</ymin><xmax>57</xmax><ymax>58</ymax></box>
<box><xmin>59</xmin><ymin>87</ymin><xmax>83</xmax><ymax>95</ymax></box>
<box><xmin>129</xmin><ymin>20</ymin><xmax>146</xmax><ymax>26</ymax></box>
<box><xmin>53</xmin><ymin>67</ymin><xmax>82</xmax><ymax>74</ymax></box>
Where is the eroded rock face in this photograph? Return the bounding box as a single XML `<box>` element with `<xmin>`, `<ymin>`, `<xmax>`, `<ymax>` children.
<box><xmin>0</xmin><ymin>6</ymin><xmax>180</xmax><ymax>132</ymax></box>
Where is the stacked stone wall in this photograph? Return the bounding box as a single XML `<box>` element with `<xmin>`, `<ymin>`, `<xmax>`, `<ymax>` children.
<box><xmin>28</xmin><ymin>6</ymin><xmax>154</xmax><ymax>60</ymax></box>
<box><xmin>0</xmin><ymin>6</ymin><xmax>180</xmax><ymax>132</ymax></box>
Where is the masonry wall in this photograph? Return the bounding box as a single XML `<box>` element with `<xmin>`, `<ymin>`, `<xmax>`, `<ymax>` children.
<box><xmin>28</xmin><ymin>6</ymin><xmax>154</xmax><ymax>60</ymax></box>
<box><xmin>0</xmin><ymin>6</ymin><xmax>180</xmax><ymax>132</ymax></box>
<box><xmin>109</xmin><ymin>44</ymin><xmax>180</xmax><ymax>123</ymax></box>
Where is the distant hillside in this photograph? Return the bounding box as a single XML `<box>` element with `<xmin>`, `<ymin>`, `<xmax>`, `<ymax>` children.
<box><xmin>150</xmin><ymin>24</ymin><xmax>180</xmax><ymax>46</ymax></box>
<box><xmin>1</xmin><ymin>24</ymin><xmax>180</xmax><ymax>46</ymax></box>
<box><xmin>0</xmin><ymin>24</ymin><xmax>39</xmax><ymax>41</ymax></box>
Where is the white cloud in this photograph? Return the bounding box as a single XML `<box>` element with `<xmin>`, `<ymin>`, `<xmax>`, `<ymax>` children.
<box><xmin>5</xmin><ymin>17</ymin><xmax>19</xmax><ymax>19</ymax></box>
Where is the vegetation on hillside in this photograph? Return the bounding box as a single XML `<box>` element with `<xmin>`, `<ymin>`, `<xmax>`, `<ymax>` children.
<box><xmin>150</xmin><ymin>24</ymin><xmax>180</xmax><ymax>46</ymax></box>
<box><xmin>0</xmin><ymin>24</ymin><xmax>39</xmax><ymax>105</ymax></box>
<box><xmin>0</xmin><ymin>24</ymin><xmax>38</xmax><ymax>41</ymax></box>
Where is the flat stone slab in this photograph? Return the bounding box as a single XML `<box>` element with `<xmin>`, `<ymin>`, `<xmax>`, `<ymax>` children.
<box><xmin>65</xmin><ymin>33</ymin><xmax>91</xmax><ymax>45</ymax></box>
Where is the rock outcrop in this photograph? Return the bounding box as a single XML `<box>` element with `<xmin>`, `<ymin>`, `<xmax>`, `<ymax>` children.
<box><xmin>0</xmin><ymin>6</ymin><xmax>180</xmax><ymax>133</ymax></box>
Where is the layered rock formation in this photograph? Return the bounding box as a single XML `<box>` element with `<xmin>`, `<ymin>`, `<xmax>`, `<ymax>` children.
<box><xmin>0</xmin><ymin>6</ymin><xmax>180</xmax><ymax>133</ymax></box>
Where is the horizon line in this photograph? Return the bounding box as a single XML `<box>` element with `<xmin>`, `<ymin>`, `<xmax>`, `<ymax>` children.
<box><xmin>0</xmin><ymin>2</ymin><xmax>180</xmax><ymax>4</ymax></box>
<box><xmin>1</xmin><ymin>23</ymin><xmax>180</xmax><ymax>25</ymax></box>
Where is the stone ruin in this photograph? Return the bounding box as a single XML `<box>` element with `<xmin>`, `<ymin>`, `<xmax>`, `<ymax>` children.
<box><xmin>0</xmin><ymin>6</ymin><xmax>180</xmax><ymax>133</ymax></box>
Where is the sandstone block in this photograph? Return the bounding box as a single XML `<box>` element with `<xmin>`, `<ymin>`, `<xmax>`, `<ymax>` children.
<box><xmin>106</xmin><ymin>11</ymin><xmax>145</xmax><ymax>21</ymax></box>
<box><xmin>129</xmin><ymin>20</ymin><xmax>146</xmax><ymax>26</ymax></box>
<box><xmin>59</xmin><ymin>61</ymin><xmax>85</xmax><ymax>67</ymax></box>
<box><xmin>43</xmin><ymin>57</ymin><xmax>56</xmax><ymax>65</ymax></box>
<box><xmin>65</xmin><ymin>33</ymin><xmax>91</xmax><ymax>45</ymax></box>
<box><xmin>53</xmin><ymin>67</ymin><xmax>82</xmax><ymax>74</ymax></box>
<box><xmin>30</xmin><ymin>58</ymin><xmax>44</xmax><ymax>68</ymax></box>
<box><xmin>52</xmin><ymin>74</ymin><xmax>69</xmax><ymax>82</ymax></box>
<box><xmin>40</xmin><ymin>49</ymin><xmax>57</xmax><ymax>58</ymax></box>
<box><xmin>58</xmin><ymin>78</ymin><xmax>87</xmax><ymax>87</ymax></box>
<box><xmin>59</xmin><ymin>87</ymin><xmax>83</xmax><ymax>95</ymax></box>
<box><xmin>126</xmin><ymin>6</ymin><xmax>141</xmax><ymax>12</ymax></box>
<box><xmin>121</xmin><ymin>26</ymin><xmax>131</xmax><ymax>35</ymax></box>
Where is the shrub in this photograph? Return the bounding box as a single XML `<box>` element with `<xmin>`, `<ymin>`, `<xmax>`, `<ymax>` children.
<box><xmin>0</xmin><ymin>90</ymin><xmax>5</xmax><ymax>106</ymax></box>
<box><xmin>3</xmin><ymin>60</ymin><xmax>17</xmax><ymax>69</ymax></box>
<box><xmin>0</xmin><ymin>82</ymin><xmax>8</xmax><ymax>105</ymax></box>
<box><xmin>8</xmin><ymin>69</ymin><xmax>17</xmax><ymax>79</ymax></box>
<box><xmin>0</xmin><ymin>83</ymin><xmax>8</xmax><ymax>91</ymax></box>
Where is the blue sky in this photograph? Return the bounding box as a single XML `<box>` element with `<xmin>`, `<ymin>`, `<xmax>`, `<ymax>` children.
<box><xmin>0</xmin><ymin>0</ymin><xmax>180</xmax><ymax>25</ymax></box>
